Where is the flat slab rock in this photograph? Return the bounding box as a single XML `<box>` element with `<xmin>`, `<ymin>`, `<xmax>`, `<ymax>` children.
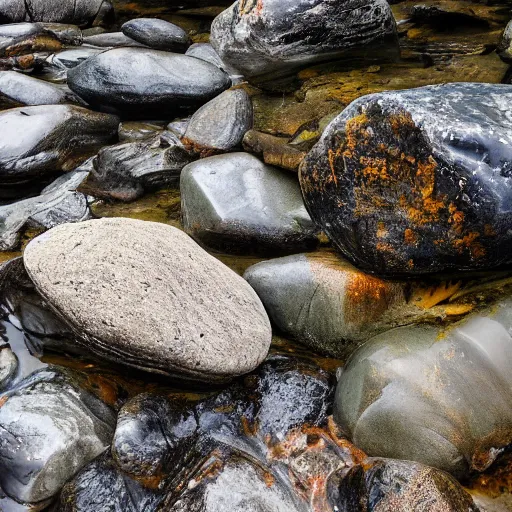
<box><xmin>300</xmin><ymin>82</ymin><xmax>512</xmax><ymax>276</ymax></box>
<box><xmin>23</xmin><ymin>218</ymin><xmax>272</xmax><ymax>382</ymax></box>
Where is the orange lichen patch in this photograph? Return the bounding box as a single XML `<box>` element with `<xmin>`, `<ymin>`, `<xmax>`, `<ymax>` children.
<box><xmin>327</xmin><ymin>417</ymin><xmax>367</xmax><ymax>464</ymax></box>
<box><xmin>377</xmin><ymin>222</ymin><xmax>388</xmax><ymax>239</ymax></box>
<box><xmin>453</xmin><ymin>232</ymin><xmax>486</xmax><ymax>258</ymax></box>
<box><xmin>404</xmin><ymin>228</ymin><xmax>417</xmax><ymax>245</ymax></box>
<box><xmin>241</xmin><ymin>415</ymin><xmax>258</xmax><ymax>437</ymax></box>
<box><xmin>239</xmin><ymin>0</ymin><xmax>264</xmax><ymax>15</ymax></box>
<box><xmin>0</xmin><ymin>396</ymin><xmax>8</xmax><ymax>408</ymax></box>
<box><xmin>263</xmin><ymin>471</ymin><xmax>275</xmax><ymax>488</ymax></box>
<box><xmin>411</xmin><ymin>281</ymin><xmax>462</xmax><ymax>309</ymax></box>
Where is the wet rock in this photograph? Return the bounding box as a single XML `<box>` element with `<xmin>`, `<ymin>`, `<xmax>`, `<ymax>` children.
<box><xmin>334</xmin><ymin>296</ymin><xmax>512</xmax><ymax>478</ymax></box>
<box><xmin>300</xmin><ymin>82</ymin><xmax>512</xmax><ymax>276</ymax></box>
<box><xmin>82</xmin><ymin>32</ymin><xmax>146</xmax><ymax>48</ymax></box>
<box><xmin>0</xmin><ymin>22</ymin><xmax>62</xmax><ymax>58</ymax></box>
<box><xmin>67</xmin><ymin>47</ymin><xmax>231</xmax><ymax>117</ymax></box>
<box><xmin>42</xmin><ymin>47</ymin><xmax>104</xmax><ymax>82</ymax></box>
<box><xmin>0</xmin><ymin>105</ymin><xmax>119</xmax><ymax>195</ymax></box>
<box><xmin>185</xmin><ymin>42</ymin><xmax>243</xmax><ymax>82</ymax></box>
<box><xmin>0</xmin><ymin>71</ymin><xmax>81</xmax><ymax>108</ymax></box>
<box><xmin>0</xmin><ymin>367</ymin><xmax>115</xmax><ymax>504</ymax></box>
<box><xmin>166</xmin><ymin>117</ymin><xmax>189</xmax><ymax>138</ymax></box>
<box><xmin>497</xmin><ymin>20</ymin><xmax>512</xmax><ymax>63</ymax></box>
<box><xmin>329</xmin><ymin>458</ymin><xmax>479</xmax><ymax>512</ymax></box>
<box><xmin>121</xmin><ymin>18</ymin><xmax>189</xmax><ymax>52</ymax></box>
<box><xmin>82</xmin><ymin>132</ymin><xmax>194</xmax><ymax>201</ymax></box>
<box><xmin>0</xmin><ymin>0</ymin><xmax>114</xmax><ymax>26</ymax></box>
<box><xmin>0</xmin><ymin>168</ymin><xmax>91</xmax><ymax>251</ymax></box>
<box><xmin>243</xmin><ymin>129</ymin><xmax>307</xmax><ymax>172</ymax></box>
<box><xmin>118</xmin><ymin>121</ymin><xmax>164</xmax><ymax>142</ymax></box>
<box><xmin>180</xmin><ymin>153</ymin><xmax>319</xmax><ymax>256</ymax></box>
<box><xmin>23</xmin><ymin>218</ymin><xmax>272</xmax><ymax>382</ymax></box>
<box><xmin>210</xmin><ymin>0</ymin><xmax>399</xmax><ymax>84</ymax></box>
<box><xmin>0</xmin><ymin>345</ymin><xmax>17</xmax><ymax>390</ymax></box>
<box><xmin>182</xmin><ymin>89</ymin><xmax>253</xmax><ymax>156</ymax></box>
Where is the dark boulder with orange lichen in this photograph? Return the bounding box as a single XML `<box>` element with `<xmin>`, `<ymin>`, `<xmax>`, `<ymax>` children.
<box><xmin>300</xmin><ymin>82</ymin><xmax>512</xmax><ymax>276</ymax></box>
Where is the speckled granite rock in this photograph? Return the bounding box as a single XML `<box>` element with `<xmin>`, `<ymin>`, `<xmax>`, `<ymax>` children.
<box><xmin>67</xmin><ymin>48</ymin><xmax>231</xmax><ymax>117</ymax></box>
<box><xmin>300</xmin><ymin>82</ymin><xmax>512</xmax><ymax>276</ymax></box>
<box><xmin>122</xmin><ymin>18</ymin><xmax>189</xmax><ymax>51</ymax></box>
<box><xmin>210</xmin><ymin>0</ymin><xmax>399</xmax><ymax>84</ymax></box>
<box><xmin>181</xmin><ymin>153</ymin><xmax>319</xmax><ymax>256</ymax></box>
<box><xmin>23</xmin><ymin>218</ymin><xmax>272</xmax><ymax>382</ymax></box>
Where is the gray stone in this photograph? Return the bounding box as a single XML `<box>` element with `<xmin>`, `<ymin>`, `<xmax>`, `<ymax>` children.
<box><xmin>0</xmin><ymin>0</ymin><xmax>113</xmax><ymax>26</ymax></box>
<box><xmin>23</xmin><ymin>218</ymin><xmax>272</xmax><ymax>382</ymax></box>
<box><xmin>182</xmin><ymin>89</ymin><xmax>253</xmax><ymax>155</ymax></box>
<box><xmin>498</xmin><ymin>20</ymin><xmax>512</xmax><ymax>63</ymax></box>
<box><xmin>118</xmin><ymin>121</ymin><xmax>164</xmax><ymax>142</ymax></box>
<box><xmin>0</xmin><ymin>346</ymin><xmax>17</xmax><ymax>390</ymax></box>
<box><xmin>0</xmin><ymin>368</ymin><xmax>115</xmax><ymax>504</ymax></box>
<box><xmin>180</xmin><ymin>153</ymin><xmax>319</xmax><ymax>256</ymax></box>
<box><xmin>0</xmin><ymin>22</ymin><xmax>62</xmax><ymax>58</ymax></box>
<box><xmin>67</xmin><ymin>47</ymin><xmax>231</xmax><ymax>117</ymax></box>
<box><xmin>47</xmin><ymin>47</ymin><xmax>105</xmax><ymax>69</ymax></box>
<box><xmin>0</xmin><ymin>168</ymin><xmax>91</xmax><ymax>251</ymax></box>
<box><xmin>185</xmin><ymin>42</ymin><xmax>243</xmax><ymax>82</ymax></box>
<box><xmin>83</xmin><ymin>32</ymin><xmax>146</xmax><ymax>48</ymax></box>
<box><xmin>166</xmin><ymin>117</ymin><xmax>189</xmax><ymax>138</ymax></box>
<box><xmin>122</xmin><ymin>18</ymin><xmax>189</xmax><ymax>52</ymax></box>
<box><xmin>0</xmin><ymin>105</ymin><xmax>118</xmax><ymax>196</ymax></box>
<box><xmin>210</xmin><ymin>0</ymin><xmax>398</xmax><ymax>83</ymax></box>
<box><xmin>334</xmin><ymin>296</ymin><xmax>512</xmax><ymax>478</ymax></box>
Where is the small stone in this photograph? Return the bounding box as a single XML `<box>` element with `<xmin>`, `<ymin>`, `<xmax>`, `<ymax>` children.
<box><xmin>122</xmin><ymin>18</ymin><xmax>189</xmax><ymax>52</ymax></box>
<box><xmin>0</xmin><ymin>347</ymin><xmax>17</xmax><ymax>390</ymax></box>
<box><xmin>180</xmin><ymin>153</ymin><xmax>319</xmax><ymax>256</ymax></box>
<box><xmin>118</xmin><ymin>121</ymin><xmax>164</xmax><ymax>142</ymax></box>
<box><xmin>83</xmin><ymin>32</ymin><xmax>147</xmax><ymax>48</ymax></box>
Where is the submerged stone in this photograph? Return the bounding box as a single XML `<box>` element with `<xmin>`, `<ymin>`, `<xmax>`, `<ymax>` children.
<box><xmin>23</xmin><ymin>218</ymin><xmax>272</xmax><ymax>382</ymax></box>
<box><xmin>300</xmin><ymin>83</ymin><xmax>512</xmax><ymax>276</ymax></box>
<box><xmin>121</xmin><ymin>18</ymin><xmax>189</xmax><ymax>52</ymax></box>
<box><xmin>67</xmin><ymin>47</ymin><xmax>231</xmax><ymax>117</ymax></box>
<box><xmin>180</xmin><ymin>153</ymin><xmax>319</xmax><ymax>256</ymax></box>
<box><xmin>210</xmin><ymin>0</ymin><xmax>399</xmax><ymax>84</ymax></box>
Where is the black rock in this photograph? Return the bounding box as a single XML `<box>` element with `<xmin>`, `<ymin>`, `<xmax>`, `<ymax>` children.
<box><xmin>300</xmin><ymin>83</ymin><xmax>512</xmax><ymax>276</ymax></box>
<box><xmin>180</xmin><ymin>153</ymin><xmax>319</xmax><ymax>256</ymax></box>
<box><xmin>121</xmin><ymin>18</ymin><xmax>189</xmax><ymax>52</ymax></box>
<box><xmin>0</xmin><ymin>0</ymin><xmax>114</xmax><ymax>26</ymax></box>
<box><xmin>83</xmin><ymin>132</ymin><xmax>195</xmax><ymax>201</ymax></box>
<box><xmin>67</xmin><ymin>47</ymin><xmax>231</xmax><ymax>117</ymax></box>
<box><xmin>0</xmin><ymin>105</ymin><xmax>119</xmax><ymax>196</ymax></box>
<box><xmin>210</xmin><ymin>0</ymin><xmax>399</xmax><ymax>84</ymax></box>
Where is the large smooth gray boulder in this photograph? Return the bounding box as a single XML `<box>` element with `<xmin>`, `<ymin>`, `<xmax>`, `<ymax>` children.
<box><xmin>67</xmin><ymin>48</ymin><xmax>231</xmax><ymax>117</ymax></box>
<box><xmin>210</xmin><ymin>0</ymin><xmax>398</xmax><ymax>83</ymax></box>
<box><xmin>23</xmin><ymin>218</ymin><xmax>272</xmax><ymax>382</ymax></box>
<box><xmin>0</xmin><ymin>368</ymin><xmax>115</xmax><ymax>504</ymax></box>
<box><xmin>122</xmin><ymin>18</ymin><xmax>189</xmax><ymax>52</ymax></box>
<box><xmin>0</xmin><ymin>105</ymin><xmax>119</xmax><ymax>197</ymax></box>
<box><xmin>181</xmin><ymin>153</ymin><xmax>319</xmax><ymax>256</ymax></box>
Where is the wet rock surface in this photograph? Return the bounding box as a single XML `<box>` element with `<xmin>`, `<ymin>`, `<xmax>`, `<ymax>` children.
<box><xmin>181</xmin><ymin>153</ymin><xmax>319</xmax><ymax>256</ymax></box>
<box><xmin>67</xmin><ymin>47</ymin><xmax>231</xmax><ymax>117</ymax></box>
<box><xmin>23</xmin><ymin>218</ymin><xmax>272</xmax><ymax>382</ymax></box>
<box><xmin>300</xmin><ymin>82</ymin><xmax>512</xmax><ymax>276</ymax></box>
<box><xmin>82</xmin><ymin>31</ymin><xmax>145</xmax><ymax>48</ymax></box>
<box><xmin>122</xmin><ymin>18</ymin><xmax>189</xmax><ymax>51</ymax></box>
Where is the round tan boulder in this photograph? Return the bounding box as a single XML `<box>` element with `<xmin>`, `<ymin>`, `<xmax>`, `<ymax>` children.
<box><xmin>23</xmin><ymin>218</ymin><xmax>272</xmax><ymax>382</ymax></box>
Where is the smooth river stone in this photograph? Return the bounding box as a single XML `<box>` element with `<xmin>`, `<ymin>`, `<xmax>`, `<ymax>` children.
<box><xmin>334</xmin><ymin>296</ymin><xmax>512</xmax><ymax>478</ymax></box>
<box><xmin>182</xmin><ymin>89</ymin><xmax>253</xmax><ymax>156</ymax></box>
<box><xmin>67</xmin><ymin>47</ymin><xmax>231</xmax><ymax>117</ymax></box>
<box><xmin>210</xmin><ymin>0</ymin><xmax>399</xmax><ymax>83</ymax></box>
<box><xmin>300</xmin><ymin>82</ymin><xmax>512</xmax><ymax>276</ymax></box>
<box><xmin>185</xmin><ymin>42</ymin><xmax>243</xmax><ymax>82</ymax></box>
<box><xmin>82</xmin><ymin>32</ymin><xmax>146</xmax><ymax>48</ymax></box>
<box><xmin>180</xmin><ymin>153</ymin><xmax>319</xmax><ymax>256</ymax></box>
<box><xmin>0</xmin><ymin>0</ymin><xmax>114</xmax><ymax>26</ymax></box>
<box><xmin>23</xmin><ymin>218</ymin><xmax>272</xmax><ymax>382</ymax></box>
<box><xmin>122</xmin><ymin>18</ymin><xmax>189</xmax><ymax>52</ymax></box>
<box><xmin>0</xmin><ymin>105</ymin><xmax>119</xmax><ymax>192</ymax></box>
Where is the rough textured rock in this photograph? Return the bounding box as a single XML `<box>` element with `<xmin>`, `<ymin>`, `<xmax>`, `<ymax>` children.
<box><xmin>67</xmin><ymin>47</ymin><xmax>231</xmax><ymax>117</ymax></box>
<box><xmin>334</xmin><ymin>296</ymin><xmax>512</xmax><ymax>478</ymax></box>
<box><xmin>0</xmin><ymin>105</ymin><xmax>118</xmax><ymax>196</ymax></box>
<box><xmin>300</xmin><ymin>82</ymin><xmax>512</xmax><ymax>276</ymax></box>
<box><xmin>497</xmin><ymin>20</ymin><xmax>512</xmax><ymax>63</ymax></box>
<box><xmin>82</xmin><ymin>32</ymin><xmax>146</xmax><ymax>48</ymax></box>
<box><xmin>82</xmin><ymin>132</ymin><xmax>194</xmax><ymax>201</ymax></box>
<box><xmin>0</xmin><ymin>71</ymin><xmax>80</xmax><ymax>108</ymax></box>
<box><xmin>210</xmin><ymin>0</ymin><xmax>399</xmax><ymax>83</ymax></box>
<box><xmin>0</xmin><ymin>0</ymin><xmax>113</xmax><ymax>26</ymax></box>
<box><xmin>0</xmin><ymin>168</ymin><xmax>91</xmax><ymax>251</ymax></box>
<box><xmin>0</xmin><ymin>367</ymin><xmax>115</xmax><ymax>504</ymax></box>
<box><xmin>23</xmin><ymin>218</ymin><xmax>272</xmax><ymax>382</ymax></box>
<box><xmin>182</xmin><ymin>89</ymin><xmax>253</xmax><ymax>156</ymax></box>
<box><xmin>181</xmin><ymin>153</ymin><xmax>319</xmax><ymax>256</ymax></box>
<box><xmin>122</xmin><ymin>18</ymin><xmax>189</xmax><ymax>51</ymax></box>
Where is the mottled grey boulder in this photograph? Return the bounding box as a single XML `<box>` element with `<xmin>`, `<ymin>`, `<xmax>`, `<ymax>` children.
<box><xmin>185</xmin><ymin>42</ymin><xmax>243</xmax><ymax>82</ymax></box>
<box><xmin>83</xmin><ymin>31</ymin><xmax>146</xmax><ymax>48</ymax></box>
<box><xmin>0</xmin><ymin>71</ymin><xmax>81</xmax><ymax>108</ymax></box>
<box><xmin>498</xmin><ymin>20</ymin><xmax>512</xmax><ymax>63</ymax></box>
<box><xmin>181</xmin><ymin>153</ymin><xmax>319</xmax><ymax>256</ymax></box>
<box><xmin>334</xmin><ymin>296</ymin><xmax>512</xmax><ymax>478</ymax></box>
<box><xmin>0</xmin><ymin>105</ymin><xmax>118</xmax><ymax>195</ymax></box>
<box><xmin>300</xmin><ymin>82</ymin><xmax>512</xmax><ymax>276</ymax></box>
<box><xmin>0</xmin><ymin>168</ymin><xmax>91</xmax><ymax>251</ymax></box>
<box><xmin>0</xmin><ymin>367</ymin><xmax>115</xmax><ymax>504</ymax></box>
<box><xmin>0</xmin><ymin>346</ymin><xmax>17</xmax><ymax>390</ymax></box>
<box><xmin>84</xmin><ymin>132</ymin><xmax>194</xmax><ymax>201</ymax></box>
<box><xmin>210</xmin><ymin>0</ymin><xmax>398</xmax><ymax>83</ymax></box>
<box><xmin>23</xmin><ymin>218</ymin><xmax>272</xmax><ymax>382</ymax></box>
<box><xmin>0</xmin><ymin>0</ymin><xmax>113</xmax><ymax>26</ymax></box>
<box><xmin>67</xmin><ymin>47</ymin><xmax>231</xmax><ymax>117</ymax></box>
<box><xmin>122</xmin><ymin>18</ymin><xmax>189</xmax><ymax>52</ymax></box>
<box><xmin>182</xmin><ymin>89</ymin><xmax>253</xmax><ymax>156</ymax></box>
